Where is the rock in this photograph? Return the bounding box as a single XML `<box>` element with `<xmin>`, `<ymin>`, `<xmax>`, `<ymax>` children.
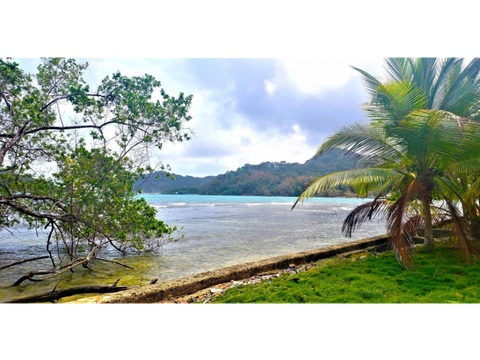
<box><xmin>210</xmin><ymin>288</ymin><xmax>224</xmax><ymax>294</ymax></box>
<box><xmin>360</xmin><ymin>256</ymin><xmax>366</xmax><ymax>259</ymax></box>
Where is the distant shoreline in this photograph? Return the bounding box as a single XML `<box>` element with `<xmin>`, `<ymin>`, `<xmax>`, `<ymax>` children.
<box><xmin>141</xmin><ymin>193</ymin><xmax>367</xmax><ymax>199</ymax></box>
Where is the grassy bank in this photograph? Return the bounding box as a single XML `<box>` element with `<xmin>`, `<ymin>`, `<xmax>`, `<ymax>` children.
<box><xmin>212</xmin><ymin>245</ymin><xmax>480</xmax><ymax>303</ymax></box>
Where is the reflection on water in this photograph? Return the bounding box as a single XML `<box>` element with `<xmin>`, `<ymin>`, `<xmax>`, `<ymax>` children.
<box><xmin>0</xmin><ymin>195</ymin><xmax>386</xmax><ymax>302</ymax></box>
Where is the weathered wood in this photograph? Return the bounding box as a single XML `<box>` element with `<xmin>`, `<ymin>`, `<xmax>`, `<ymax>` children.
<box><xmin>5</xmin><ymin>285</ymin><xmax>132</xmax><ymax>303</ymax></box>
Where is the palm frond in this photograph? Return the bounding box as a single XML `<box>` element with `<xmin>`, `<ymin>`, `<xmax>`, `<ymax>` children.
<box><xmin>440</xmin><ymin>58</ymin><xmax>480</xmax><ymax>115</ymax></box>
<box><xmin>403</xmin><ymin>214</ymin><xmax>424</xmax><ymax>241</ymax></box>
<box><xmin>292</xmin><ymin>168</ymin><xmax>395</xmax><ymax>209</ymax></box>
<box><xmin>400</xmin><ymin>110</ymin><xmax>472</xmax><ymax>165</ymax></box>
<box><xmin>342</xmin><ymin>200</ymin><xmax>388</xmax><ymax>237</ymax></box>
<box><xmin>434</xmin><ymin>176</ymin><xmax>467</xmax><ymax>205</ymax></box>
<box><xmin>384</xmin><ymin>58</ymin><xmax>406</xmax><ymax>83</ymax></box>
<box><xmin>315</xmin><ymin>122</ymin><xmax>404</xmax><ymax>161</ymax></box>
<box><xmin>463</xmin><ymin>177</ymin><xmax>480</xmax><ymax>203</ymax></box>
<box><xmin>363</xmin><ymin>80</ymin><xmax>426</xmax><ymax>124</ymax></box>
<box><xmin>387</xmin><ymin>179</ymin><xmax>421</xmax><ymax>268</ymax></box>
<box><xmin>370</xmin><ymin>173</ymin><xmax>405</xmax><ymax>201</ymax></box>
<box><xmin>444</xmin><ymin>199</ymin><xmax>480</xmax><ymax>263</ymax></box>
<box><xmin>431</xmin><ymin>58</ymin><xmax>463</xmax><ymax>109</ymax></box>
<box><xmin>418</xmin><ymin>58</ymin><xmax>439</xmax><ymax>98</ymax></box>
<box><xmin>351</xmin><ymin>66</ymin><xmax>381</xmax><ymax>98</ymax></box>
<box><xmin>448</xmin><ymin>157</ymin><xmax>480</xmax><ymax>177</ymax></box>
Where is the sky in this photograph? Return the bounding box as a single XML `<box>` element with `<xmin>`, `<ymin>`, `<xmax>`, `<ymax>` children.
<box><xmin>16</xmin><ymin>57</ymin><xmax>385</xmax><ymax>177</ymax></box>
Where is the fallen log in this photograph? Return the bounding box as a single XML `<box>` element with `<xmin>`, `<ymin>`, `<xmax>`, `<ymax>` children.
<box><xmin>5</xmin><ymin>284</ymin><xmax>133</xmax><ymax>303</ymax></box>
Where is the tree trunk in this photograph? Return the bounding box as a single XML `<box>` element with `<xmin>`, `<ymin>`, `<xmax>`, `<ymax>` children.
<box><xmin>422</xmin><ymin>194</ymin><xmax>435</xmax><ymax>249</ymax></box>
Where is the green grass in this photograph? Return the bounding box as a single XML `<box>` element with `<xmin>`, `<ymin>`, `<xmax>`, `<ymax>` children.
<box><xmin>213</xmin><ymin>246</ymin><xmax>480</xmax><ymax>303</ymax></box>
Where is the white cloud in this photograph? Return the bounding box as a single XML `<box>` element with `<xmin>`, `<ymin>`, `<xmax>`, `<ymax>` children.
<box><xmin>156</xmin><ymin>92</ymin><xmax>317</xmax><ymax>176</ymax></box>
<box><xmin>264</xmin><ymin>79</ymin><xmax>276</xmax><ymax>94</ymax></box>
<box><xmin>267</xmin><ymin>57</ymin><xmax>384</xmax><ymax>96</ymax></box>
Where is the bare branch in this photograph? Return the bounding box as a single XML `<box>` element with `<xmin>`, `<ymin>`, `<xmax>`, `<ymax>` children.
<box><xmin>5</xmin><ymin>283</ymin><xmax>132</xmax><ymax>303</ymax></box>
<box><xmin>0</xmin><ymin>256</ymin><xmax>49</xmax><ymax>271</ymax></box>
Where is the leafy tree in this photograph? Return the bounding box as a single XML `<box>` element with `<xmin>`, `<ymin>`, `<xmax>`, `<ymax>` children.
<box><xmin>0</xmin><ymin>58</ymin><xmax>192</xmax><ymax>285</ymax></box>
<box><xmin>293</xmin><ymin>58</ymin><xmax>480</xmax><ymax>268</ymax></box>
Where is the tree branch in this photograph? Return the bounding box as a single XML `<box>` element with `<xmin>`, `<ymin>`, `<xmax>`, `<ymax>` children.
<box><xmin>22</xmin><ymin>120</ymin><xmax>121</xmax><ymax>136</ymax></box>
<box><xmin>5</xmin><ymin>283</ymin><xmax>132</xmax><ymax>303</ymax></box>
<box><xmin>39</xmin><ymin>93</ymin><xmax>109</xmax><ymax>112</ymax></box>
<box><xmin>0</xmin><ymin>256</ymin><xmax>49</xmax><ymax>271</ymax></box>
<box><xmin>0</xmin><ymin>199</ymin><xmax>77</xmax><ymax>223</ymax></box>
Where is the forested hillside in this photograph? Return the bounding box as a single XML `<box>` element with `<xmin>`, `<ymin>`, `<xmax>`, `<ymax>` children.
<box><xmin>141</xmin><ymin>151</ymin><xmax>357</xmax><ymax>197</ymax></box>
<box><xmin>162</xmin><ymin>150</ymin><xmax>360</xmax><ymax>197</ymax></box>
<box><xmin>135</xmin><ymin>173</ymin><xmax>215</xmax><ymax>193</ymax></box>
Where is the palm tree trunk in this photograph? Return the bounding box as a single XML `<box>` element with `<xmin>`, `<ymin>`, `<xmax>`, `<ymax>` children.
<box><xmin>421</xmin><ymin>194</ymin><xmax>435</xmax><ymax>249</ymax></box>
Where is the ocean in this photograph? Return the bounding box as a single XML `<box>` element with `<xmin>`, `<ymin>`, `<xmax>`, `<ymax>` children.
<box><xmin>0</xmin><ymin>194</ymin><xmax>386</xmax><ymax>302</ymax></box>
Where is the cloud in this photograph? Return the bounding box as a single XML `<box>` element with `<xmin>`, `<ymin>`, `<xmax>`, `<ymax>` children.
<box><xmin>266</xmin><ymin>57</ymin><xmax>384</xmax><ymax>96</ymax></box>
<box><xmin>14</xmin><ymin>57</ymin><xmax>386</xmax><ymax>177</ymax></box>
<box><xmin>86</xmin><ymin>57</ymin><xmax>386</xmax><ymax>176</ymax></box>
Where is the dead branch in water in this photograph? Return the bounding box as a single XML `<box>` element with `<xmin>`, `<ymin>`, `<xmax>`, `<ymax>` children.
<box><xmin>10</xmin><ymin>244</ymin><xmax>133</xmax><ymax>286</ymax></box>
<box><xmin>0</xmin><ymin>256</ymin><xmax>49</xmax><ymax>271</ymax></box>
<box><xmin>5</xmin><ymin>281</ymin><xmax>133</xmax><ymax>303</ymax></box>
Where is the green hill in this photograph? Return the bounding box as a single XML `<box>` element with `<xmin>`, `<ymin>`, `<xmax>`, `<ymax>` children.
<box><xmin>198</xmin><ymin>150</ymin><xmax>358</xmax><ymax>197</ymax></box>
<box><xmin>135</xmin><ymin>173</ymin><xmax>215</xmax><ymax>194</ymax></box>
<box><xmin>140</xmin><ymin>151</ymin><xmax>361</xmax><ymax>196</ymax></box>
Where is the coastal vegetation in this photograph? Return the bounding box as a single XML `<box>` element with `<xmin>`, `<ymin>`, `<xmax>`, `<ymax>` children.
<box><xmin>213</xmin><ymin>245</ymin><xmax>480</xmax><ymax>303</ymax></box>
<box><xmin>136</xmin><ymin>173</ymin><xmax>214</xmax><ymax>194</ymax></box>
<box><xmin>199</xmin><ymin>150</ymin><xmax>358</xmax><ymax>196</ymax></box>
<box><xmin>0</xmin><ymin>58</ymin><xmax>192</xmax><ymax>290</ymax></box>
<box><xmin>294</xmin><ymin>58</ymin><xmax>480</xmax><ymax>268</ymax></box>
<box><xmin>153</xmin><ymin>150</ymin><xmax>360</xmax><ymax>197</ymax></box>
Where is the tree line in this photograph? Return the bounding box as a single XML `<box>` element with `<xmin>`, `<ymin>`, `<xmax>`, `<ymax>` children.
<box><xmin>160</xmin><ymin>150</ymin><xmax>360</xmax><ymax>197</ymax></box>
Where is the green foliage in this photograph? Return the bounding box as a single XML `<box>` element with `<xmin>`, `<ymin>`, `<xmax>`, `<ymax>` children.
<box><xmin>50</xmin><ymin>144</ymin><xmax>177</xmax><ymax>252</ymax></box>
<box><xmin>294</xmin><ymin>58</ymin><xmax>480</xmax><ymax>267</ymax></box>
<box><xmin>198</xmin><ymin>150</ymin><xmax>359</xmax><ymax>197</ymax></box>
<box><xmin>213</xmin><ymin>246</ymin><xmax>480</xmax><ymax>303</ymax></box>
<box><xmin>137</xmin><ymin>173</ymin><xmax>214</xmax><ymax>193</ymax></box>
<box><xmin>0</xmin><ymin>58</ymin><xmax>192</xmax><ymax>282</ymax></box>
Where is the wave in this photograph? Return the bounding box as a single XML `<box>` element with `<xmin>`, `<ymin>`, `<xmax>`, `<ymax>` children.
<box><xmin>153</xmin><ymin>202</ymin><xmax>219</xmax><ymax>208</ymax></box>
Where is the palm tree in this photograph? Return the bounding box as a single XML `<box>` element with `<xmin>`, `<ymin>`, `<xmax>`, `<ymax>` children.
<box><xmin>293</xmin><ymin>58</ymin><xmax>480</xmax><ymax>267</ymax></box>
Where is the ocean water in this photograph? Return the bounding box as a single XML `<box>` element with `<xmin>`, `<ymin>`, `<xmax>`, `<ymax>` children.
<box><xmin>0</xmin><ymin>195</ymin><xmax>386</xmax><ymax>302</ymax></box>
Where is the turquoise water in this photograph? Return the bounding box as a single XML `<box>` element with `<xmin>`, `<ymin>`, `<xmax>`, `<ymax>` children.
<box><xmin>0</xmin><ymin>195</ymin><xmax>386</xmax><ymax>302</ymax></box>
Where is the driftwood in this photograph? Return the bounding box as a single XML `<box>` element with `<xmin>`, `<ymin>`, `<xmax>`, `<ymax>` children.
<box><xmin>5</xmin><ymin>283</ymin><xmax>133</xmax><ymax>303</ymax></box>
